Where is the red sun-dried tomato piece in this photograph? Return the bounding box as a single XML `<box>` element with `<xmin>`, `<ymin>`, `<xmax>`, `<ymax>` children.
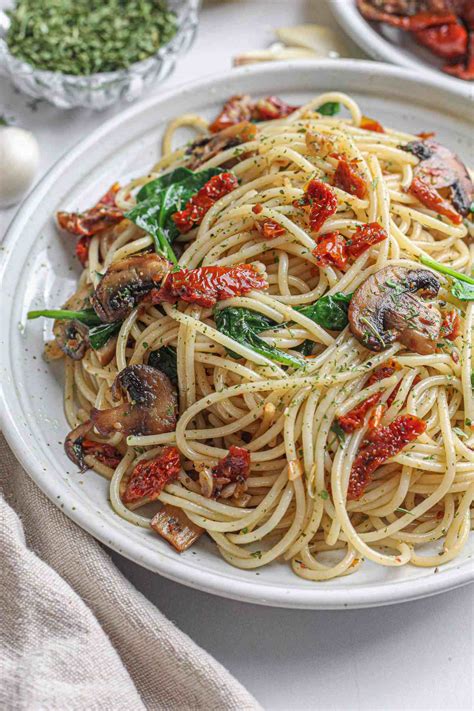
<box><xmin>159</xmin><ymin>264</ymin><xmax>268</xmax><ymax>309</ymax></box>
<box><xmin>333</xmin><ymin>157</ymin><xmax>367</xmax><ymax>199</ymax></box>
<box><xmin>312</xmin><ymin>232</ymin><xmax>348</xmax><ymax>270</ymax></box>
<box><xmin>57</xmin><ymin>183</ymin><xmax>123</xmax><ymax>237</ymax></box>
<box><xmin>441</xmin><ymin>309</ymin><xmax>461</xmax><ymax>341</ymax></box>
<box><xmin>294</xmin><ymin>179</ymin><xmax>338</xmax><ymax>233</ymax></box>
<box><xmin>415</xmin><ymin>22</ymin><xmax>467</xmax><ymax>61</ymax></box>
<box><xmin>360</xmin><ymin>116</ymin><xmax>385</xmax><ymax>133</ymax></box>
<box><xmin>409</xmin><ymin>176</ymin><xmax>463</xmax><ymax>224</ymax></box>
<box><xmin>256</xmin><ymin>218</ymin><xmax>286</xmax><ymax>240</ymax></box>
<box><xmin>347</xmin><ymin>222</ymin><xmax>388</xmax><ymax>258</ymax></box>
<box><xmin>213</xmin><ymin>445</ymin><xmax>251</xmax><ymax>483</ymax></box>
<box><xmin>209</xmin><ymin>94</ymin><xmax>299</xmax><ymax>133</ymax></box>
<box><xmin>75</xmin><ymin>236</ymin><xmax>91</xmax><ymax>267</ymax></box>
<box><xmin>123</xmin><ymin>446</ymin><xmax>181</xmax><ymax>504</ymax></box>
<box><xmin>81</xmin><ymin>440</ymin><xmax>122</xmax><ymax>469</ymax></box>
<box><xmin>252</xmin><ymin>96</ymin><xmax>298</xmax><ymax>121</ymax></box>
<box><xmin>348</xmin><ymin>415</ymin><xmax>426</xmax><ymax>500</ymax></box>
<box><xmin>172</xmin><ymin>173</ymin><xmax>238</xmax><ymax>233</ymax></box>
<box><xmin>337</xmin><ymin>393</ymin><xmax>382</xmax><ymax>434</ymax></box>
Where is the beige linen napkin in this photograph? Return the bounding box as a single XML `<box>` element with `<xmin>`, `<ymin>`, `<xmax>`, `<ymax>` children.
<box><xmin>0</xmin><ymin>434</ymin><xmax>261</xmax><ymax>711</ymax></box>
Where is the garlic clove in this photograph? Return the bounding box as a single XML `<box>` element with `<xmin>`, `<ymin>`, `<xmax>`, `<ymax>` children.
<box><xmin>0</xmin><ymin>126</ymin><xmax>40</xmax><ymax>208</ymax></box>
<box><xmin>234</xmin><ymin>46</ymin><xmax>317</xmax><ymax>66</ymax></box>
<box><xmin>276</xmin><ymin>24</ymin><xmax>350</xmax><ymax>58</ymax></box>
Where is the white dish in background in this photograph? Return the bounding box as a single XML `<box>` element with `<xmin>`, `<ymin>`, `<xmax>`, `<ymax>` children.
<box><xmin>331</xmin><ymin>0</ymin><xmax>473</xmax><ymax>97</ymax></box>
<box><xmin>1</xmin><ymin>60</ymin><xmax>473</xmax><ymax>609</ymax></box>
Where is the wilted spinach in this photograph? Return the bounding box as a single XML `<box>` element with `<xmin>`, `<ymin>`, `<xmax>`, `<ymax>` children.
<box><xmin>126</xmin><ymin>167</ymin><xmax>225</xmax><ymax>266</ymax></box>
<box><xmin>295</xmin><ymin>292</ymin><xmax>352</xmax><ymax>331</ymax></box>
<box><xmin>27</xmin><ymin>308</ymin><xmax>120</xmax><ymax>351</ymax></box>
<box><xmin>215</xmin><ymin>307</ymin><xmax>305</xmax><ymax>369</ymax></box>
<box><xmin>317</xmin><ymin>101</ymin><xmax>340</xmax><ymax>116</ymax></box>
<box><xmin>420</xmin><ymin>255</ymin><xmax>474</xmax><ymax>302</ymax></box>
<box><xmin>148</xmin><ymin>345</ymin><xmax>178</xmax><ymax>385</ymax></box>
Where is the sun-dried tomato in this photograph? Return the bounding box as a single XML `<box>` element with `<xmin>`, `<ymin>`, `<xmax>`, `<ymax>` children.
<box><xmin>441</xmin><ymin>309</ymin><xmax>461</xmax><ymax>341</ymax></box>
<box><xmin>213</xmin><ymin>445</ymin><xmax>250</xmax><ymax>483</ymax></box>
<box><xmin>409</xmin><ymin>175</ymin><xmax>463</xmax><ymax>224</ymax></box>
<box><xmin>252</xmin><ymin>203</ymin><xmax>263</xmax><ymax>215</ymax></box>
<box><xmin>209</xmin><ymin>94</ymin><xmax>298</xmax><ymax>133</ymax></box>
<box><xmin>57</xmin><ymin>183</ymin><xmax>123</xmax><ymax>237</ymax></box>
<box><xmin>337</xmin><ymin>393</ymin><xmax>382</xmax><ymax>434</ymax></box>
<box><xmin>123</xmin><ymin>446</ymin><xmax>181</xmax><ymax>504</ymax></box>
<box><xmin>360</xmin><ymin>116</ymin><xmax>385</xmax><ymax>133</ymax></box>
<box><xmin>347</xmin><ymin>222</ymin><xmax>388</xmax><ymax>258</ymax></box>
<box><xmin>252</xmin><ymin>95</ymin><xmax>298</xmax><ymax>121</ymax></box>
<box><xmin>172</xmin><ymin>173</ymin><xmax>238</xmax><ymax>233</ymax></box>
<box><xmin>294</xmin><ymin>179</ymin><xmax>338</xmax><ymax>233</ymax></box>
<box><xmin>156</xmin><ymin>264</ymin><xmax>268</xmax><ymax>309</ymax></box>
<box><xmin>367</xmin><ymin>360</ymin><xmax>420</xmax><ymax>409</ymax></box>
<box><xmin>333</xmin><ymin>157</ymin><xmax>367</xmax><ymax>199</ymax></box>
<box><xmin>415</xmin><ymin>22</ymin><xmax>467</xmax><ymax>61</ymax></box>
<box><xmin>256</xmin><ymin>218</ymin><xmax>286</xmax><ymax>240</ymax></box>
<box><xmin>348</xmin><ymin>415</ymin><xmax>426</xmax><ymax>500</ymax></box>
<box><xmin>417</xmin><ymin>131</ymin><xmax>436</xmax><ymax>140</ymax></box>
<box><xmin>75</xmin><ymin>236</ymin><xmax>91</xmax><ymax>267</ymax></box>
<box><xmin>81</xmin><ymin>440</ymin><xmax>122</xmax><ymax>469</ymax></box>
<box><xmin>312</xmin><ymin>232</ymin><xmax>348</xmax><ymax>270</ymax></box>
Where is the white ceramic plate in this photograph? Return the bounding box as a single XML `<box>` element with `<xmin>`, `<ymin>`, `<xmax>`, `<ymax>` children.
<box><xmin>331</xmin><ymin>0</ymin><xmax>473</xmax><ymax>97</ymax></box>
<box><xmin>1</xmin><ymin>60</ymin><xmax>473</xmax><ymax>609</ymax></box>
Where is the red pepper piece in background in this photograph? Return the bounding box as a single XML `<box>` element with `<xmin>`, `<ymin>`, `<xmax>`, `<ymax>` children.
<box><xmin>443</xmin><ymin>33</ymin><xmax>474</xmax><ymax>80</ymax></box>
<box><xmin>213</xmin><ymin>445</ymin><xmax>251</xmax><ymax>482</ymax></box>
<box><xmin>57</xmin><ymin>183</ymin><xmax>123</xmax><ymax>237</ymax></box>
<box><xmin>294</xmin><ymin>179</ymin><xmax>338</xmax><ymax>233</ymax></box>
<box><xmin>81</xmin><ymin>440</ymin><xmax>122</xmax><ymax>469</ymax></box>
<box><xmin>441</xmin><ymin>309</ymin><xmax>461</xmax><ymax>341</ymax></box>
<box><xmin>159</xmin><ymin>264</ymin><xmax>268</xmax><ymax>309</ymax></box>
<box><xmin>123</xmin><ymin>446</ymin><xmax>181</xmax><ymax>504</ymax></box>
<box><xmin>347</xmin><ymin>222</ymin><xmax>388</xmax><ymax>258</ymax></box>
<box><xmin>409</xmin><ymin>176</ymin><xmax>463</xmax><ymax>224</ymax></box>
<box><xmin>360</xmin><ymin>116</ymin><xmax>385</xmax><ymax>133</ymax></box>
<box><xmin>256</xmin><ymin>218</ymin><xmax>286</xmax><ymax>240</ymax></box>
<box><xmin>333</xmin><ymin>157</ymin><xmax>367</xmax><ymax>199</ymax></box>
<box><xmin>312</xmin><ymin>232</ymin><xmax>348</xmax><ymax>270</ymax></box>
<box><xmin>415</xmin><ymin>22</ymin><xmax>467</xmax><ymax>60</ymax></box>
<box><xmin>348</xmin><ymin>415</ymin><xmax>426</xmax><ymax>500</ymax></box>
<box><xmin>172</xmin><ymin>172</ymin><xmax>238</xmax><ymax>233</ymax></box>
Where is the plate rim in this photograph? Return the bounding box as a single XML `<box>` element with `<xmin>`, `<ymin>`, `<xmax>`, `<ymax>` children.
<box><xmin>1</xmin><ymin>58</ymin><xmax>473</xmax><ymax>609</ymax></box>
<box><xmin>331</xmin><ymin>0</ymin><xmax>473</xmax><ymax>98</ymax></box>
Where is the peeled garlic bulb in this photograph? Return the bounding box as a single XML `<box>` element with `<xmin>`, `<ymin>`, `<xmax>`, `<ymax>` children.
<box><xmin>276</xmin><ymin>24</ymin><xmax>350</xmax><ymax>58</ymax></box>
<box><xmin>0</xmin><ymin>126</ymin><xmax>40</xmax><ymax>208</ymax></box>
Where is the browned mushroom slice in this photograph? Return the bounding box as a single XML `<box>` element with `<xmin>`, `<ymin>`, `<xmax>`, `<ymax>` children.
<box><xmin>91</xmin><ymin>365</ymin><xmax>177</xmax><ymax>437</ymax></box>
<box><xmin>53</xmin><ymin>286</ymin><xmax>92</xmax><ymax>360</ymax></box>
<box><xmin>186</xmin><ymin>121</ymin><xmax>257</xmax><ymax>170</ymax></box>
<box><xmin>91</xmin><ymin>253</ymin><xmax>170</xmax><ymax>323</ymax></box>
<box><xmin>348</xmin><ymin>266</ymin><xmax>441</xmax><ymax>354</ymax></box>
<box><xmin>65</xmin><ymin>421</ymin><xmax>93</xmax><ymax>469</ymax></box>
<box><xmin>94</xmin><ymin>335</ymin><xmax>118</xmax><ymax>366</ymax></box>
<box><xmin>150</xmin><ymin>504</ymin><xmax>203</xmax><ymax>552</ymax></box>
<box><xmin>404</xmin><ymin>139</ymin><xmax>474</xmax><ymax>217</ymax></box>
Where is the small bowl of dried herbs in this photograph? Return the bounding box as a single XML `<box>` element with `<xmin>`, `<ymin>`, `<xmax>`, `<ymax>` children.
<box><xmin>0</xmin><ymin>0</ymin><xmax>200</xmax><ymax>109</ymax></box>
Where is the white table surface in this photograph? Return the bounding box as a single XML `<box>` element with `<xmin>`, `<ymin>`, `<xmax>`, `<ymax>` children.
<box><xmin>1</xmin><ymin>1</ymin><xmax>473</xmax><ymax>709</ymax></box>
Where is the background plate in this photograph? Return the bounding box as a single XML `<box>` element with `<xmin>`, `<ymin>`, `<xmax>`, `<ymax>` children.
<box><xmin>331</xmin><ymin>0</ymin><xmax>473</xmax><ymax>97</ymax></box>
<box><xmin>1</xmin><ymin>60</ymin><xmax>473</xmax><ymax>609</ymax></box>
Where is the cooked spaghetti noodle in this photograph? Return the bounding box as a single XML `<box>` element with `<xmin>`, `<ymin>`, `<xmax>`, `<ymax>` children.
<box><xmin>40</xmin><ymin>91</ymin><xmax>474</xmax><ymax>581</ymax></box>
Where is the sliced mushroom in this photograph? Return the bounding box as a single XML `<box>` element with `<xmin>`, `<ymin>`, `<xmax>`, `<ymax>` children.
<box><xmin>53</xmin><ymin>286</ymin><xmax>92</xmax><ymax>360</ymax></box>
<box><xmin>150</xmin><ymin>504</ymin><xmax>203</xmax><ymax>552</ymax></box>
<box><xmin>90</xmin><ymin>364</ymin><xmax>177</xmax><ymax>437</ymax></box>
<box><xmin>186</xmin><ymin>121</ymin><xmax>257</xmax><ymax>170</ymax></box>
<box><xmin>349</xmin><ymin>266</ymin><xmax>442</xmax><ymax>354</ymax></box>
<box><xmin>64</xmin><ymin>421</ymin><xmax>93</xmax><ymax>470</ymax></box>
<box><xmin>404</xmin><ymin>139</ymin><xmax>474</xmax><ymax>216</ymax></box>
<box><xmin>91</xmin><ymin>254</ymin><xmax>170</xmax><ymax>323</ymax></box>
<box><xmin>94</xmin><ymin>335</ymin><xmax>118</xmax><ymax>367</ymax></box>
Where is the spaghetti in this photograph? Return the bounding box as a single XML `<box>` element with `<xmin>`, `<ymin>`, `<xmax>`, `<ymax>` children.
<box><xmin>32</xmin><ymin>91</ymin><xmax>474</xmax><ymax>581</ymax></box>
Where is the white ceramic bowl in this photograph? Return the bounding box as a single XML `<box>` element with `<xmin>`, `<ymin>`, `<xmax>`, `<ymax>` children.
<box><xmin>331</xmin><ymin>0</ymin><xmax>473</xmax><ymax>97</ymax></box>
<box><xmin>1</xmin><ymin>60</ymin><xmax>473</xmax><ymax>609</ymax></box>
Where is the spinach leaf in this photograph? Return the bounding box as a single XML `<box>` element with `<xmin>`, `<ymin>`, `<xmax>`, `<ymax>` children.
<box><xmin>27</xmin><ymin>308</ymin><xmax>101</xmax><ymax>325</ymax></box>
<box><xmin>317</xmin><ymin>101</ymin><xmax>340</xmax><ymax>116</ymax></box>
<box><xmin>27</xmin><ymin>308</ymin><xmax>120</xmax><ymax>352</ymax></box>
<box><xmin>88</xmin><ymin>322</ymin><xmax>121</xmax><ymax>351</ymax></box>
<box><xmin>148</xmin><ymin>345</ymin><xmax>178</xmax><ymax>385</ymax></box>
<box><xmin>126</xmin><ymin>167</ymin><xmax>225</xmax><ymax>265</ymax></box>
<box><xmin>295</xmin><ymin>339</ymin><xmax>315</xmax><ymax>356</ymax></box>
<box><xmin>296</xmin><ymin>292</ymin><xmax>352</xmax><ymax>331</ymax></box>
<box><xmin>420</xmin><ymin>255</ymin><xmax>474</xmax><ymax>301</ymax></box>
<box><xmin>215</xmin><ymin>307</ymin><xmax>305</xmax><ymax>369</ymax></box>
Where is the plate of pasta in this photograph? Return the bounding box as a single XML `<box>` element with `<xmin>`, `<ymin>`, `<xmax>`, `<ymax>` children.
<box><xmin>1</xmin><ymin>60</ymin><xmax>473</xmax><ymax>608</ymax></box>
